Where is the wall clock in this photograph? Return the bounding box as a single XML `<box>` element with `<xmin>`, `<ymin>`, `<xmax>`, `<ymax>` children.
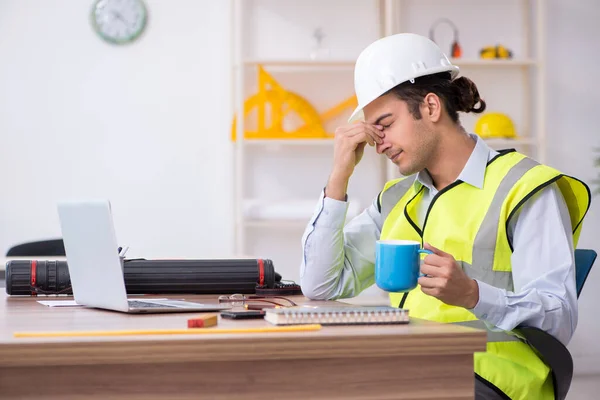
<box><xmin>91</xmin><ymin>0</ymin><xmax>148</xmax><ymax>45</ymax></box>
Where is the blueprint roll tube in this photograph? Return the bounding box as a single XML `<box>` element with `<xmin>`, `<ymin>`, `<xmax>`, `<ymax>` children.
<box><xmin>5</xmin><ymin>258</ymin><xmax>276</xmax><ymax>296</ymax></box>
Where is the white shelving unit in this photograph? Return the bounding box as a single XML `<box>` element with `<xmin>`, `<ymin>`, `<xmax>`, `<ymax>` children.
<box><xmin>231</xmin><ymin>0</ymin><xmax>546</xmax><ymax>270</ymax></box>
<box><xmin>231</xmin><ymin>0</ymin><xmax>391</xmax><ymax>260</ymax></box>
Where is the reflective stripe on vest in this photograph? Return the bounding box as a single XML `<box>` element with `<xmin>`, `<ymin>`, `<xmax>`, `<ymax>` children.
<box><xmin>379</xmin><ymin>177</ymin><xmax>414</xmax><ymax>220</ymax></box>
<box><xmin>471</xmin><ymin>157</ymin><xmax>540</xmax><ymax>274</ymax></box>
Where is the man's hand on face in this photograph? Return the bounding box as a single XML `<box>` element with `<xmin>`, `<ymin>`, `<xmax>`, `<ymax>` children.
<box><xmin>325</xmin><ymin>122</ymin><xmax>384</xmax><ymax>201</ymax></box>
<box><xmin>418</xmin><ymin>243</ymin><xmax>480</xmax><ymax>309</ymax></box>
<box><xmin>331</xmin><ymin>122</ymin><xmax>384</xmax><ymax>178</ymax></box>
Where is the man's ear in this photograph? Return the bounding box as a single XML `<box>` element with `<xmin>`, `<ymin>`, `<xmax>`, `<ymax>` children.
<box><xmin>423</xmin><ymin>93</ymin><xmax>441</xmax><ymax>123</ymax></box>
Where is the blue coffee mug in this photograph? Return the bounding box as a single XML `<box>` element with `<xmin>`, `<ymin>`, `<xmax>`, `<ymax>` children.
<box><xmin>375</xmin><ymin>240</ymin><xmax>433</xmax><ymax>292</ymax></box>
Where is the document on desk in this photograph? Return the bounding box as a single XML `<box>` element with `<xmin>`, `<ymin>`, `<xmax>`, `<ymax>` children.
<box><xmin>37</xmin><ymin>300</ymin><xmax>81</xmax><ymax>307</ymax></box>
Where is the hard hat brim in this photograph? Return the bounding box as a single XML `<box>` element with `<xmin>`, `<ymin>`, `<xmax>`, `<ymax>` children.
<box><xmin>348</xmin><ymin>107</ymin><xmax>364</xmax><ymax>123</ymax></box>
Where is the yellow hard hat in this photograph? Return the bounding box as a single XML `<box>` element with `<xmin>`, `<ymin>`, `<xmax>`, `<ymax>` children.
<box><xmin>474</xmin><ymin>113</ymin><xmax>517</xmax><ymax>139</ymax></box>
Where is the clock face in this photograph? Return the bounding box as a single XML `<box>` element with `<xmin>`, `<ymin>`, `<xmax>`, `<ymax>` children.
<box><xmin>91</xmin><ymin>0</ymin><xmax>147</xmax><ymax>45</ymax></box>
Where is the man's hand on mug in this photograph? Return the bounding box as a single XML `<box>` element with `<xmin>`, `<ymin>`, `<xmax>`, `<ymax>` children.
<box><xmin>325</xmin><ymin>122</ymin><xmax>384</xmax><ymax>201</ymax></box>
<box><xmin>418</xmin><ymin>243</ymin><xmax>480</xmax><ymax>309</ymax></box>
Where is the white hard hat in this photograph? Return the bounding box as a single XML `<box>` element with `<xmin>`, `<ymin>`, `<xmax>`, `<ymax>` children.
<box><xmin>348</xmin><ymin>33</ymin><xmax>460</xmax><ymax>123</ymax></box>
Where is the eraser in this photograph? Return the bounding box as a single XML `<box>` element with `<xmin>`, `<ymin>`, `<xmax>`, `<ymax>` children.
<box><xmin>187</xmin><ymin>314</ymin><xmax>218</xmax><ymax>328</ymax></box>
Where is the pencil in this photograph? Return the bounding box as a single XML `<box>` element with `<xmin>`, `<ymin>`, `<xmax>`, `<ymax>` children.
<box><xmin>14</xmin><ymin>324</ymin><xmax>322</xmax><ymax>338</ymax></box>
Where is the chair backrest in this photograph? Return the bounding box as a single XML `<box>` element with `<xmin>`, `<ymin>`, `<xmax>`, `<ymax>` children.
<box><xmin>6</xmin><ymin>239</ymin><xmax>66</xmax><ymax>257</ymax></box>
<box><xmin>518</xmin><ymin>248</ymin><xmax>596</xmax><ymax>400</ymax></box>
<box><xmin>575</xmin><ymin>249</ymin><xmax>597</xmax><ymax>297</ymax></box>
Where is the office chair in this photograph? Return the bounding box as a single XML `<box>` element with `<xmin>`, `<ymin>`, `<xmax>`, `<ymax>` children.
<box><xmin>6</xmin><ymin>239</ymin><xmax>66</xmax><ymax>257</ymax></box>
<box><xmin>575</xmin><ymin>249</ymin><xmax>597</xmax><ymax>297</ymax></box>
<box><xmin>517</xmin><ymin>248</ymin><xmax>597</xmax><ymax>400</ymax></box>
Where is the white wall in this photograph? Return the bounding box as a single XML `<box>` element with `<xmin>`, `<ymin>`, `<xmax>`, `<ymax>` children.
<box><xmin>545</xmin><ymin>0</ymin><xmax>600</xmax><ymax>375</ymax></box>
<box><xmin>0</xmin><ymin>0</ymin><xmax>234</xmax><ymax>259</ymax></box>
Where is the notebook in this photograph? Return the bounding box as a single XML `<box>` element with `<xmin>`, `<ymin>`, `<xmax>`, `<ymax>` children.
<box><xmin>264</xmin><ymin>306</ymin><xmax>409</xmax><ymax>326</ymax></box>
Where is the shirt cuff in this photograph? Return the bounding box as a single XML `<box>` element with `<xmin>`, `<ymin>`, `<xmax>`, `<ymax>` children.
<box><xmin>312</xmin><ymin>195</ymin><xmax>350</xmax><ymax>230</ymax></box>
<box><xmin>470</xmin><ymin>280</ymin><xmax>506</xmax><ymax>327</ymax></box>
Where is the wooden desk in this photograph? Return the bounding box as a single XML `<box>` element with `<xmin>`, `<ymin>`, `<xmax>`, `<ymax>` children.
<box><xmin>0</xmin><ymin>293</ymin><xmax>487</xmax><ymax>400</ymax></box>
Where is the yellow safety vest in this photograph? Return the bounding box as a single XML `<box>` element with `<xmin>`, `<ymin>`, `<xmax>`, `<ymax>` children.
<box><xmin>378</xmin><ymin>149</ymin><xmax>590</xmax><ymax>400</ymax></box>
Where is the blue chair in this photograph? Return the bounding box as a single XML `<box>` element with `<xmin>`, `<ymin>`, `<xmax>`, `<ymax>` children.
<box><xmin>517</xmin><ymin>248</ymin><xmax>597</xmax><ymax>400</ymax></box>
<box><xmin>575</xmin><ymin>249</ymin><xmax>597</xmax><ymax>297</ymax></box>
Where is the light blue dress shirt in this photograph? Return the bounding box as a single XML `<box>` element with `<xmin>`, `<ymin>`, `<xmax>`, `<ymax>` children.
<box><xmin>300</xmin><ymin>134</ymin><xmax>578</xmax><ymax>345</ymax></box>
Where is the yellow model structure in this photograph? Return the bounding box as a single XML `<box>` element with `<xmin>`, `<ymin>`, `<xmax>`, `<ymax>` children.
<box><xmin>231</xmin><ymin>66</ymin><xmax>356</xmax><ymax>141</ymax></box>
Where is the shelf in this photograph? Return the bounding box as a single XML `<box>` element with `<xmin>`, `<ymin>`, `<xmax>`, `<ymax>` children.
<box><xmin>245</xmin><ymin>219</ymin><xmax>308</xmax><ymax>229</ymax></box>
<box><xmin>242</xmin><ymin>59</ymin><xmax>354</xmax><ymax>67</ymax></box>
<box><xmin>243</xmin><ymin>199</ymin><xmax>363</xmax><ymax>228</ymax></box>
<box><xmin>244</xmin><ymin>199</ymin><xmax>319</xmax><ymax>221</ymax></box>
<box><xmin>239</xmin><ymin>59</ymin><xmax>355</xmax><ymax>72</ymax></box>
<box><xmin>239</xmin><ymin>58</ymin><xmax>537</xmax><ymax>70</ymax></box>
<box><xmin>484</xmin><ymin>137</ymin><xmax>537</xmax><ymax>147</ymax></box>
<box><xmin>451</xmin><ymin>58</ymin><xmax>537</xmax><ymax>67</ymax></box>
<box><xmin>238</xmin><ymin>138</ymin><xmax>334</xmax><ymax>146</ymax></box>
<box><xmin>236</xmin><ymin>137</ymin><xmax>535</xmax><ymax>147</ymax></box>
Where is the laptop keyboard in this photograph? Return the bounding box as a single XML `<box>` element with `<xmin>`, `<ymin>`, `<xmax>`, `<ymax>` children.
<box><xmin>128</xmin><ymin>300</ymin><xmax>176</xmax><ymax>309</ymax></box>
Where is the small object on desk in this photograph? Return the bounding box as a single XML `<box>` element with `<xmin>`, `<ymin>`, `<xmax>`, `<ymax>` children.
<box><xmin>118</xmin><ymin>246</ymin><xmax>129</xmax><ymax>258</ymax></box>
<box><xmin>37</xmin><ymin>300</ymin><xmax>81</xmax><ymax>307</ymax></box>
<box><xmin>220</xmin><ymin>310</ymin><xmax>265</xmax><ymax>319</ymax></box>
<box><xmin>188</xmin><ymin>313</ymin><xmax>218</xmax><ymax>328</ymax></box>
<box><xmin>264</xmin><ymin>306</ymin><xmax>409</xmax><ymax>326</ymax></box>
<box><xmin>244</xmin><ymin>303</ymin><xmax>276</xmax><ymax>310</ymax></box>
<box><xmin>255</xmin><ymin>281</ymin><xmax>303</xmax><ymax>296</ymax></box>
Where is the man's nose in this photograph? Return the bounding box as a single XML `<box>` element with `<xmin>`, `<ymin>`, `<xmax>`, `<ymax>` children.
<box><xmin>376</xmin><ymin>140</ymin><xmax>391</xmax><ymax>155</ymax></box>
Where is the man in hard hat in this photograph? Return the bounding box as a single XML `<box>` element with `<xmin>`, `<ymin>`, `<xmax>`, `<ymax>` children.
<box><xmin>300</xmin><ymin>33</ymin><xmax>590</xmax><ymax>400</ymax></box>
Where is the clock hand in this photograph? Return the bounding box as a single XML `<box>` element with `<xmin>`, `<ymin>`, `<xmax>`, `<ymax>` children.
<box><xmin>111</xmin><ymin>10</ymin><xmax>127</xmax><ymax>24</ymax></box>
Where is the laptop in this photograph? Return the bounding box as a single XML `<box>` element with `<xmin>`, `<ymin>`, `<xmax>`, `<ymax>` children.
<box><xmin>56</xmin><ymin>199</ymin><xmax>232</xmax><ymax>314</ymax></box>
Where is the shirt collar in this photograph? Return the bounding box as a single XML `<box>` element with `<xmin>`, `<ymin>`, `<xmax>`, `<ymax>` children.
<box><xmin>415</xmin><ymin>133</ymin><xmax>498</xmax><ymax>192</ymax></box>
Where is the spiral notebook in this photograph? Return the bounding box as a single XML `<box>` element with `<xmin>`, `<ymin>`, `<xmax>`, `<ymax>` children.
<box><xmin>264</xmin><ymin>306</ymin><xmax>409</xmax><ymax>326</ymax></box>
